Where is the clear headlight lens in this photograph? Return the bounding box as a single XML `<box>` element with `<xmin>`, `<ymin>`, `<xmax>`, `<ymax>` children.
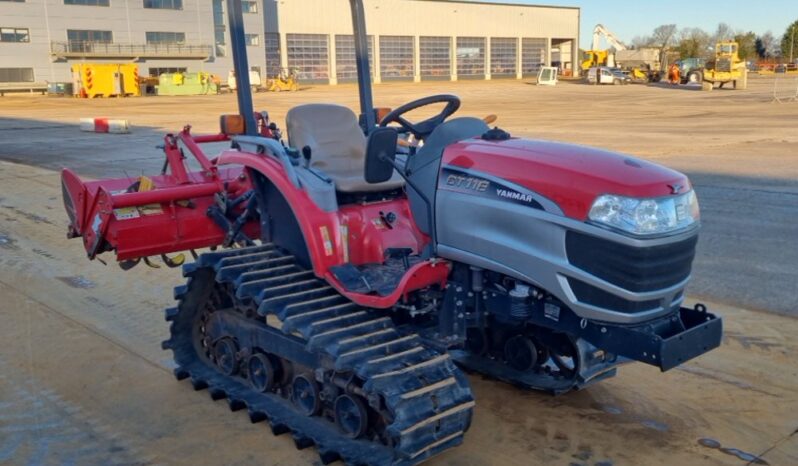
<box><xmin>588</xmin><ymin>191</ymin><xmax>699</xmax><ymax>236</ymax></box>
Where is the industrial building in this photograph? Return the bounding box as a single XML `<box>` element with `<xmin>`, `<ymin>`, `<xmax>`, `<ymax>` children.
<box><xmin>0</xmin><ymin>0</ymin><xmax>579</xmax><ymax>88</ymax></box>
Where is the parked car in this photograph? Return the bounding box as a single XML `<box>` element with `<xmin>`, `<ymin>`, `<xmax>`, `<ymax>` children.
<box><xmin>587</xmin><ymin>66</ymin><xmax>632</xmax><ymax>85</ymax></box>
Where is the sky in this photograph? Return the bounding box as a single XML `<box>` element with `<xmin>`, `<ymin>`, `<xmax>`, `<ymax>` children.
<box><xmin>483</xmin><ymin>0</ymin><xmax>797</xmax><ymax>48</ymax></box>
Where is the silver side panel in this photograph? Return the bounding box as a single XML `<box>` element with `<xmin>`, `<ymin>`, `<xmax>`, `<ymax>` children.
<box><xmin>436</xmin><ymin>189</ymin><xmax>696</xmax><ymax>324</ymax></box>
<box><xmin>295</xmin><ymin>166</ymin><xmax>338</xmax><ymax>212</ymax></box>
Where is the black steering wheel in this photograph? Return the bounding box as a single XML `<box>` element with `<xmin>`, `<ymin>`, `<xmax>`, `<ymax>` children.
<box><xmin>379</xmin><ymin>94</ymin><xmax>461</xmax><ymax>140</ymax></box>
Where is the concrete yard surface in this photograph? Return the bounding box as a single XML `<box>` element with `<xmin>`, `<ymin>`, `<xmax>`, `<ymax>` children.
<box><xmin>1</xmin><ymin>75</ymin><xmax>797</xmax><ymax>465</ymax></box>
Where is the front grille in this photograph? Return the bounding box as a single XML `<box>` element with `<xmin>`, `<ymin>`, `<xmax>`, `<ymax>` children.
<box><xmin>566</xmin><ymin>231</ymin><xmax>697</xmax><ymax>292</ymax></box>
<box><xmin>568</xmin><ymin>278</ymin><xmax>660</xmax><ymax>314</ymax></box>
<box><xmin>716</xmin><ymin>58</ymin><xmax>732</xmax><ymax>72</ymax></box>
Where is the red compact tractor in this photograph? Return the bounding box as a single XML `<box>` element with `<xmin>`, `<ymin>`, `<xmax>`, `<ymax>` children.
<box><xmin>61</xmin><ymin>1</ymin><xmax>722</xmax><ymax>464</ymax></box>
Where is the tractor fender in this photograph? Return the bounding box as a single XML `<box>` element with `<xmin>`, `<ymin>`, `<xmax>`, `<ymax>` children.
<box><xmin>215</xmin><ymin>150</ymin><xmax>339</xmax><ymax>276</ymax></box>
<box><xmin>215</xmin><ymin>150</ymin><xmax>449</xmax><ymax>309</ymax></box>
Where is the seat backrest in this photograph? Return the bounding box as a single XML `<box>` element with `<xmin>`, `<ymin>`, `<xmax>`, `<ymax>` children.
<box><xmin>286</xmin><ymin>104</ymin><xmax>366</xmax><ymax>173</ymax></box>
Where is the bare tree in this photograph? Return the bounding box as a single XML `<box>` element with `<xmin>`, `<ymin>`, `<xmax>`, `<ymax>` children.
<box><xmin>651</xmin><ymin>24</ymin><xmax>677</xmax><ymax>66</ymax></box>
<box><xmin>630</xmin><ymin>35</ymin><xmax>652</xmax><ymax>49</ymax></box>
<box><xmin>756</xmin><ymin>31</ymin><xmax>776</xmax><ymax>58</ymax></box>
<box><xmin>713</xmin><ymin>22</ymin><xmax>735</xmax><ymax>43</ymax></box>
<box><xmin>678</xmin><ymin>27</ymin><xmax>711</xmax><ymax>59</ymax></box>
<box><xmin>652</xmin><ymin>24</ymin><xmax>678</xmax><ymax>48</ymax></box>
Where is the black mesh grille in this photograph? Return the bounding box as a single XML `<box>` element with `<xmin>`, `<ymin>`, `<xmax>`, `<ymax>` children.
<box><xmin>566</xmin><ymin>231</ymin><xmax>697</xmax><ymax>292</ymax></box>
<box><xmin>568</xmin><ymin>278</ymin><xmax>660</xmax><ymax>313</ymax></box>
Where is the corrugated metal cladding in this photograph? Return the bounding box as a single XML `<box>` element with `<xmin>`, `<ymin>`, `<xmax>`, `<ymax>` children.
<box><xmin>272</xmin><ymin>0</ymin><xmax>579</xmax><ymax>83</ymax></box>
<box><xmin>1</xmin><ymin>0</ymin><xmax>577</xmax><ymax>84</ymax></box>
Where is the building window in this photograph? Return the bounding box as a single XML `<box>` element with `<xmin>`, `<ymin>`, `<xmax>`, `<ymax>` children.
<box><xmin>0</xmin><ymin>0</ymin><xmax>27</xmax><ymax>3</ymax></box>
<box><xmin>64</xmin><ymin>0</ymin><xmax>110</xmax><ymax>6</ymax></box>
<box><xmin>456</xmin><ymin>37</ymin><xmax>485</xmax><ymax>77</ymax></box>
<box><xmin>245</xmin><ymin>34</ymin><xmax>259</xmax><ymax>46</ymax></box>
<box><xmin>379</xmin><ymin>35</ymin><xmax>414</xmax><ymax>80</ymax></box>
<box><xmin>241</xmin><ymin>1</ymin><xmax>257</xmax><ymax>13</ymax></box>
<box><xmin>265</xmin><ymin>33</ymin><xmax>281</xmax><ymax>77</ymax></box>
<box><xmin>334</xmin><ymin>34</ymin><xmax>374</xmax><ymax>81</ymax></box>
<box><xmin>67</xmin><ymin>29</ymin><xmax>112</xmax><ymax>52</ymax></box>
<box><xmin>212</xmin><ymin>0</ymin><xmax>225</xmax><ymax>56</ymax></box>
<box><xmin>67</xmin><ymin>29</ymin><xmax>112</xmax><ymax>43</ymax></box>
<box><xmin>146</xmin><ymin>32</ymin><xmax>186</xmax><ymax>44</ymax></box>
<box><xmin>0</xmin><ymin>68</ymin><xmax>34</xmax><ymax>83</ymax></box>
<box><xmin>522</xmin><ymin>38</ymin><xmax>547</xmax><ymax>75</ymax></box>
<box><xmin>0</xmin><ymin>28</ymin><xmax>30</xmax><ymax>43</ymax></box>
<box><xmin>144</xmin><ymin>0</ymin><xmax>182</xmax><ymax>9</ymax></box>
<box><xmin>491</xmin><ymin>37</ymin><xmax>517</xmax><ymax>77</ymax></box>
<box><xmin>149</xmin><ymin>67</ymin><xmax>187</xmax><ymax>77</ymax></box>
<box><xmin>287</xmin><ymin>33</ymin><xmax>329</xmax><ymax>81</ymax></box>
<box><xmin>420</xmin><ymin>36</ymin><xmax>451</xmax><ymax>79</ymax></box>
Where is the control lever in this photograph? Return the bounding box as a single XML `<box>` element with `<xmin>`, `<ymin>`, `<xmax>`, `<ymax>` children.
<box><xmin>385</xmin><ymin>247</ymin><xmax>413</xmax><ymax>270</ymax></box>
<box><xmin>379</xmin><ymin>211</ymin><xmax>396</xmax><ymax>230</ymax></box>
<box><xmin>301</xmin><ymin>145</ymin><xmax>312</xmax><ymax>168</ymax></box>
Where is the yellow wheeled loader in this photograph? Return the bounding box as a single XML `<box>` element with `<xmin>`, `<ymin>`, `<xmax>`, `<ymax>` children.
<box><xmin>266</xmin><ymin>68</ymin><xmax>299</xmax><ymax>92</ymax></box>
<box><xmin>702</xmin><ymin>41</ymin><xmax>748</xmax><ymax>91</ymax></box>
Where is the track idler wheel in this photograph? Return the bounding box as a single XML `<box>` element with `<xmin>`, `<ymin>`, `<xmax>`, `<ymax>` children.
<box><xmin>292</xmin><ymin>374</ymin><xmax>321</xmax><ymax>416</ymax></box>
<box><xmin>213</xmin><ymin>338</ymin><xmax>240</xmax><ymax>376</ymax></box>
<box><xmin>504</xmin><ymin>335</ymin><xmax>539</xmax><ymax>371</ymax></box>
<box><xmin>334</xmin><ymin>394</ymin><xmax>369</xmax><ymax>439</ymax></box>
<box><xmin>247</xmin><ymin>353</ymin><xmax>277</xmax><ymax>393</ymax></box>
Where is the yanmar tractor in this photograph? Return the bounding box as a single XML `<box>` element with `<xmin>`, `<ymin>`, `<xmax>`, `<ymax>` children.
<box><xmin>60</xmin><ymin>1</ymin><xmax>722</xmax><ymax>464</ymax></box>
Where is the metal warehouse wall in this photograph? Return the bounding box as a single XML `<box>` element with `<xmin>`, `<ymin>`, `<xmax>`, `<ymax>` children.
<box><xmin>0</xmin><ymin>0</ymin><xmax>267</xmax><ymax>85</ymax></box>
<box><xmin>270</xmin><ymin>0</ymin><xmax>578</xmax><ymax>38</ymax></box>
<box><xmin>265</xmin><ymin>0</ymin><xmax>580</xmax><ymax>83</ymax></box>
<box><xmin>0</xmin><ymin>0</ymin><xmax>579</xmax><ymax>87</ymax></box>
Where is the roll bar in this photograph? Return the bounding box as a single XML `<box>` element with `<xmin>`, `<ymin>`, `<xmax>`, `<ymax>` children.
<box><xmin>226</xmin><ymin>0</ymin><xmax>375</xmax><ymax>135</ymax></box>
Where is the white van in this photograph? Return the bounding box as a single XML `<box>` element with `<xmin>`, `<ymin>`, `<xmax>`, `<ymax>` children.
<box><xmin>587</xmin><ymin>66</ymin><xmax>631</xmax><ymax>85</ymax></box>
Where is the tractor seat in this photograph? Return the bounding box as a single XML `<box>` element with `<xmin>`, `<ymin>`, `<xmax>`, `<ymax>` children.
<box><xmin>286</xmin><ymin>104</ymin><xmax>404</xmax><ymax>193</ymax></box>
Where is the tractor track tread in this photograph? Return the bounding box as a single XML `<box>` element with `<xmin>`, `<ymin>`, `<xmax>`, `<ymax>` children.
<box><xmin>163</xmin><ymin>244</ymin><xmax>474</xmax><ymax>466</ymax></box>
<box><xmin>235</xmin><ymin>271</ymin><xmax>316</xmax><ymax>298</ymax></box>
<box><xmin>217</xmin><ymin>249</ymin><xmax>280</xmax><ymax>267</ymax></box>
<box><xmin>234</xmin><ymin>264</ymin><xmax>302</xmax><ymax>285</ymax></box>
<box><xmin>216</xmin><ymin>256</ymin><xmax>296</xmax><ymax>281</ymax></box>
<box><xmin>258</xmin><ymin>285</ymin><xmax>336</xmax><ymax>306</ymax></box>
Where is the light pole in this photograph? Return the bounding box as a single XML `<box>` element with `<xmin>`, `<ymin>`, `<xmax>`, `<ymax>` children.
<box><xmin>791</xmin><ymin>26</ymin><xmax>795</xmax><ymax>64</ymax></box>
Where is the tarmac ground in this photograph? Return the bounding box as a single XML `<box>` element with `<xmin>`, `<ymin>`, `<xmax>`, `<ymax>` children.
<box><xmin>0</xmin><ymin>75</ymin><xmax>796</xmax><ymax>465</ymax></box>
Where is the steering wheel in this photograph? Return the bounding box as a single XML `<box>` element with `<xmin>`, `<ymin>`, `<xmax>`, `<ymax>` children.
<box><xmin>379</xmin><ymin>94</ymin><xmax>461</xmax><ymax>140</ymax></box>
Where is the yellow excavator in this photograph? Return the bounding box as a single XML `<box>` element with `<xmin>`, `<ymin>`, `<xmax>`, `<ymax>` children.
<box><xmin>581</xmin><ymin>49</ymin><xmax>611</xmax><ymax>71</ymax></box>
<box><xmin>581</xmin><ymin>24</ymin><xmax>662</xmax><ymax>82</ymax></box>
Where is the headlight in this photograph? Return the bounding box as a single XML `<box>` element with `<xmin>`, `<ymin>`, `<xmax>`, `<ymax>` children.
<box><xmin>588</xmin><ymin>191</ymin><xmax>699</xmax><ymax>236</ymax></box>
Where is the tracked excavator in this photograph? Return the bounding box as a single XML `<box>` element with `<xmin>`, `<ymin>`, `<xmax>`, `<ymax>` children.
<box><xmin>60</xmin><ymin>1</ymin><xmax>722</xmax><ymax>464</ymax></box>
<box><xmin>582</xmin><ymin>24</ymin><xmax>663</xmax><ymax>82</ymax></box>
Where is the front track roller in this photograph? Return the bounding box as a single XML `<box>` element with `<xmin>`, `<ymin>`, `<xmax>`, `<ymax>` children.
<box><xmin>161</xmin><ymin>244</ymin><xmax>474</xmax><ymax>465</ymax></box>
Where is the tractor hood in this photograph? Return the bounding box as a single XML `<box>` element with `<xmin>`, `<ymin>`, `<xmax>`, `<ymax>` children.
<box><xmin>441</xmin><ymin>137</ymin><xmax>690</xmax><ymax>220</ymax></box>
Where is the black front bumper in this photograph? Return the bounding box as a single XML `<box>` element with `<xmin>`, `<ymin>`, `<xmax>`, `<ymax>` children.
<box><xmin>527</xmin><ymin>302</ymin><xmax>722</xmax><ymax>372</ymax></box>
<box><xmin>581</xmin><ymin>304</ymin><xmax>722</xmax><ymax>371</ymax></box>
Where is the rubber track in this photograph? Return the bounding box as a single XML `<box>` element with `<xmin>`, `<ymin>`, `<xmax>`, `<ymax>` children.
<box><xmin>162</xmin><ymin>244</ymin><xmax>474</xmax><ymax>465</ymax></box>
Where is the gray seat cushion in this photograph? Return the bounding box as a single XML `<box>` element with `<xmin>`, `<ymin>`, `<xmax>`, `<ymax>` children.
<box><xmin>286</xmin><ymin>103</ymin><xmax>404</xmax><ymax>193</ymax></box>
